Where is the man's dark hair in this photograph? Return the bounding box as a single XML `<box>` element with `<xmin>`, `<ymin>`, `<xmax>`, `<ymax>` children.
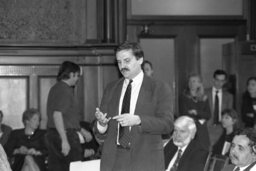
<box><xmin>116</xmin><ymin>41</ymin><xmax>144</xmax><ymax>60</ymax></box>
<box><xmin>213</xmin><ymin>69</ymin><xmax>228</xmax><ymax>80</ymax></box>
<box><xmin>236</xmin><ymin>128</ymin><xmax>256</xmax><ymax>154</ymax></box>
<box><xmin>57</xmin><ymin>61</ymin><xmax>80</xmax><ymax>81</ymax></box>
<box><xmin>141</xmin><ymin>60</ymin><xmax>153</xmax><ymax>69</ymax></box>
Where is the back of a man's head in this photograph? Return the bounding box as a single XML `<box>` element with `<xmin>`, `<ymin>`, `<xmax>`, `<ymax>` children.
<box><xmin>57</xmin><ymin>61</ymin><xmax>80</xmax><ymax>81</ymax></box>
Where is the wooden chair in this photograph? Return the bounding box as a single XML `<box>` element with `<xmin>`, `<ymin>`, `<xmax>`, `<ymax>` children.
<box><xmin>204</xmin><ymin>154</ymin><xmax>229</xmax><ymax>171</ymax></box>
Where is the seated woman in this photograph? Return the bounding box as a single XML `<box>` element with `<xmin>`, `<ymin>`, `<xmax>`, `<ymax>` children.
<box><xmin>179</xmin><ymin>74</ymin><xmax>211</xmax><ymax>150</ymax></box>
<box><xmin>212</xmin><ymin>109</ymin><xmax>240</xmax><ymax>156</ymax></box>
<box><xmin>4</xmin><ymin>108</ymin><xmax>47</xmax><ymax>171</ymax></box>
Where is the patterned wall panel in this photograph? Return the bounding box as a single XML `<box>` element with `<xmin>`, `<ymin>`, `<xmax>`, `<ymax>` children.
<box><xmin>0</xmin><ymin>0</ymin><xmax>86</xmax><ymax>44</ymax></box>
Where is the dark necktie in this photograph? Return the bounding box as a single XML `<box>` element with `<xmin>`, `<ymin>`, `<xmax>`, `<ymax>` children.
<box><xmin>119</xmin><ymin>80</ymin><xmax>133</xmax><ymax>148</ymax></box>
<box><xmin>170</xmin><ymin>149</ymin><xmax>182</xmax><ymax>171</ymax></box>
<box><xmin>214</xmin><ymin>90</ymin><xmax>219</xmax><ymax>124</ymax></box>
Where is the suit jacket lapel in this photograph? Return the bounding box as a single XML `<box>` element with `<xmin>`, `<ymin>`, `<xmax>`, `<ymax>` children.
<box><xmin>134</xmin><ymin>75</ymin><xmax>151</xmax><ymax>115</ymax></box>
<box><xmin>221</xmin><ymin>91</ymin><xmax>228</xmax><ymax>111</ymax></box>
<box><xmin>111</xmin><ymin>78</ymin><xmax>124</xmax><ymax>117</ymax></box>
<box><xmin>164</xmin><ymin>140</ymin><xmax>178</xmax><ymax>169</ymax></box>
<box><xmin>177</xmin><ymin>140</ymin><xmax>195</xmax><ymax>170</ymax></box>
<box><xmin>208</xmin><ymin>88</ymin><xmax>213</xmax><ymax>113</ymax></box>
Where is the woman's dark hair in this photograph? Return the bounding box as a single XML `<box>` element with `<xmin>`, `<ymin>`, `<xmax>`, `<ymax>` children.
<box><xmin>57</xmin><ymin>61</ymin><xmax>80</xmax><ymax>81</ymax></box>
<box><xmin>246</xmin><ymin>77</ymin><xmax>256</xmax><ymax>86</ymax></box>
<box><xmin>221</xmin><ymin>108</ymin><xmax>240</xmax><ymax>130</ymax></box>
<box><xmin>22</xmin><ymin>108</ymin><xmax>40</xmax><ymax>125</ymax></box>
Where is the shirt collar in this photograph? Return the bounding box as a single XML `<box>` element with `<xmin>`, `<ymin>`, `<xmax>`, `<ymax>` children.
<box><xmin>236</xmin><ymin>163</ymin><xmax>251</xmax><ymax>171</ymax></box>
<box><xmin>213</xmin><ymin>87</ymin><xmax>222</xmax><ymax>93</ymax></box>
<box><xmin>124</xmin><ymin>71</ymin><xmax>144</xmax><ymax>85</ymax></box>
<box><xmin>178</xmin><ymin>143</ymin><xmax>189</xmax><ymax>154</ymax></box>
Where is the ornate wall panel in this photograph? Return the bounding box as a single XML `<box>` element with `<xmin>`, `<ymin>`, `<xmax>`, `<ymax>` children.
<box><xmin>0</xmin><ymin>0</ymin><xmax>86</xmax><ymax>44</ymax></box>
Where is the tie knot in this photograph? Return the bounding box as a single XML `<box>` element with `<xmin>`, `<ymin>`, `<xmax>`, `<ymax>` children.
<box><xmin>177</xmin><ymin>149</ymin><xmax>182</xmax><ymax>155</ymax></box>
<box><xmin>128</xmin><ymin>79</ymin><xmax>133</xmax><ymax>85</ymax></box>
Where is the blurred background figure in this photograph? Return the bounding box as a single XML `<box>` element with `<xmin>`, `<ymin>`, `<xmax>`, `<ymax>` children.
<box><xmin>4</xmin><ymin>109</ymin><xmax>47</xmax><ymax>171</ymax></box>
<box><xmin>212</xmin><ymin>109</ymin><xmax>240</xmax><ymax>156</ymax></box>
<box><xmin>0</xmin><ymin>144</ymin><xmax>12</xmax><ymax>171</ymax></box>
<box><xmin>179</xmin><ymin>74</ymin><xmax>211</xmax><ymax>150</ymax></box>
<box><xmin>0</xmin><ymin>110</ymin><xmax>12</xmax><ymax>146</ymax></box>
<box><xmin>241</xmin><ymin>77</ymin><xmax>256</xmax><ymax>128</ymax></box>
<box><xmin>80</xmin><ymin>121</ymin><xmax>100</xmax><ymax>161</ymax></box>
<box><xmin>141</xmin><ymin>60</ymin><xmax>154</xmax><ymax>77</ymax></box>
<box><xmin>205</xmin><ymin>70</ymin><xmax>234</xmax><ymax>146</ymax></box>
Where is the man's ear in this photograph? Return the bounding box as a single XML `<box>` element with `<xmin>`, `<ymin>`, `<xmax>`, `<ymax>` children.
<box><xmin>252</xmin><ymin>145</ymin><xmax>256</xmax><ymax>155</ymax></box>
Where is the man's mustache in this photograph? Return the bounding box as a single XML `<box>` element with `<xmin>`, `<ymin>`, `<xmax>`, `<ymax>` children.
<box><xmin>230</xmin><ymin>153</ymin><xmax>239</xmax><ymax>161</ymax></box>
<box><xmin>121</xmin><ymin>68</ymin><xmax>129</xmax><ymax>72</ymax></box>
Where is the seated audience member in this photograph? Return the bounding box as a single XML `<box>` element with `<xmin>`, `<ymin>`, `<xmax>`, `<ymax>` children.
<box><xmin>141</xmin><ymin>60</ymin><xmax>154</xmax><ymax>77</ymax></box>
<box><xmin>0</xmin><ymin>110</ymin><xmax>12</xmax><ymax>146</ymax></box>
<box><xmin>4</xmin><ymin>109</ymin><xmax>47</xmax><ymax>171</ymax></box>
<box><xmin>241</xmin><ymin>77</ymin><xmax>256</xmax><ymax>128</ymax></box>
<box><xmin>212</xmin><ymin>109</ymin><xmax>240</xmax><ymax>156</ymax></box>
<box><xmin>164</xmin><ymin>116</ymin><xmax>208</xmax><ymax>171</ymax></box>
<box><xmin>225</xmin><ymin>128</ymin><xmax>256</xmax><ymax>171</ymax></box>
<box><xmin>80</xmin><ymin>121</ymin><xmax>100</xmax><ymax>160</ymax></box>
<box><xmin>179</xmin><ymin>74</ymin><xmax>211</xmax><ymax>150</ymax></box>
<box><xmin>0</xmin><ymin>144</ymin><xmax>12</xmax><ymax>171</ymax></box>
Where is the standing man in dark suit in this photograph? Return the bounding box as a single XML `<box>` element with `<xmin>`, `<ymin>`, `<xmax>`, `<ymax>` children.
<box><xmin>205</xmin><ymin>70</ymin><xmax>234</xmax><ymax>146</ymax></box>
<box><xmin>164</xmin><ymin>116</ymin><xmax>208</xmax><ymax>171</ymax></box>
<box><xmin>94</xmin><ymin>41</ymin><xmax>173</xmax><ymax>171</ymax></box>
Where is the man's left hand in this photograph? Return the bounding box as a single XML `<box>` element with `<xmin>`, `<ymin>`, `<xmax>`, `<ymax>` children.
<box><xmin>113</xmin><ymin>114</ymin><xmax>141</xmax><ymax>127</ymax></box>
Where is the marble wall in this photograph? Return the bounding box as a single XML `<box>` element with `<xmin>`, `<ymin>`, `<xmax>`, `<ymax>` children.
<box><xmin>0</xmin><ymin>0</ymin><xmax>86</xmax><ymax>44</ymax></box>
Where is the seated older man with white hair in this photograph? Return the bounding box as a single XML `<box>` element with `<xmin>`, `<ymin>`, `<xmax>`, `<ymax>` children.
<box><xmin>164</xmin><ymin>116</ymin><xmax>209</xmax><ymax>171</ymax></box>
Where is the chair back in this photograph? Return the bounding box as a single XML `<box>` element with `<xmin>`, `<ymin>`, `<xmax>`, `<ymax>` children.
<box><xmin>205</xmin><ymin>154</ymin><xmax>229</xmax><ymax>171</ymax></box>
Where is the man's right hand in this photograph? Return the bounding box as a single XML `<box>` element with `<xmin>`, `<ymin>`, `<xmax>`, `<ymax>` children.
<box><xmin>95</xmin><ymin>107</ymin><xmax>111</xmax><ymax>127</ymax></box>
<box><xmin>61</xmin><ymin>140</ymin><xmax>70</xmax><ymax>156</ymax></box>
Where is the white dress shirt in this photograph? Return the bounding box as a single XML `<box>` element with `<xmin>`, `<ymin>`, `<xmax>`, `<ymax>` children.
<box><xmin>166</xmin><ymin>144</ymin><xmax>188</xmax><ymax>171</ymax></box>
<box><xmin>97</xmin><ymin>71</ymin><xmax>144</xmax><ymax>140</ymax></box>
<box><xmin>116</xmin><ymin>71</ymin><xmax>144</xmax><ymax>144</ymax></box>
<box><xmin>233</xmin><ymin>164</ymin><xmax>256</xmax><ymax>171</ymax></box>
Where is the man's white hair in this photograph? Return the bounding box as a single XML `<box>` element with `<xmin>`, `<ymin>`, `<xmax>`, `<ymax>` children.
<box><xmin>175</xmin><ymin>116</ymin><xmax>197</xmax><ymax>137</ymax></box>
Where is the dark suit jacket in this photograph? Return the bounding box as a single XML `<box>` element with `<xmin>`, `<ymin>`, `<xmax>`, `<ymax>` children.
<box><xmin>95</xmin><ymin>75</ymin><xmax>173</xmax><ymax>171</ymax></box>
<box><xmin>164</xmin><ymin>139</ymin><xmax>208</xmax><ymax>171</ymax></box>
<box><xmin>205</xmin><ymin>87</ymin><xmax>233</xmax><ymax>126</ymax></box>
